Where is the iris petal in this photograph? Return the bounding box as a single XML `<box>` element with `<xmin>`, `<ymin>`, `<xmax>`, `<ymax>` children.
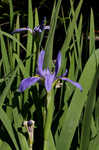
<box><xmin>37</xmin><ymin>50</ymin><xmax>45</xmax><ymax>77</ymax></box>
<box><xmin>18</xmin><ymin>77</ymin><xmax>40</xmax><ymax>92</ymax></box>
<box><xmin>60</xmin><ymin>77</ymin><xmax>83</xmax><ymax>91</ymax></box>
<box><xmin>11</xmin><ymin>27</ymin><xmax>33</xmax><ymax>34</ymax></box>
<box><xmin>62</xmin><ymin>69</ymin><xmax>68</xmax><ymax>77</ymax></box>
<box><xmin>44</xmin><ymin>68</ymin><xmax>55</xmax><ymax>92</ymax></box>
<box><xmin>33</xmin><ymin>26</ymin><xmax>42</xmax><ymax>33</ymax></box>
<box><xmin>43</xmin><ymin>26</ymin><xmax>50</xmax><ymax>30</ymax></box>
<box><xmin>55</xmin><ymin>51</ymin><xmax>61</xmax><ymax>75</ymax></box>
<box><xmin>18</xmin><ymin>50</ymin><xmax>82</xmax><ymax>93</ymax></box>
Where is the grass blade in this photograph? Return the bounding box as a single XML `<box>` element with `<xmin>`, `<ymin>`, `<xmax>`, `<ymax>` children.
<box><xmin>0</xmin><ymin>30</ymin><xmax>27</xmax><ymax>52</ymax></box>
<box><xmin>88</xmin><ymin>132</ymin><xmax>99</xmax><ymax>150</ymax></box>
<box><xmin>89</xmin><ymin>9</ymin><xmax>95</xmax><ymax>56</ymax></box>
<box><xmin>13</xmin><ymin>108</ymin><xmax>29</xmax><ymax>150</ymax></box>
<box><xmin>56</xmin><ymin>49</ymin><xmax>99</xmax><ymax>150</ymax></box>
<box><xmin>9</xmin><ymin>0</ymin><xmax>14</xmax><ymax>29</ymax></box>
<box><xmin>13</xmin><ymin>53</ymin><xmax>28</xmax><ymax>77</ymax></box>
<box><xmin>80</xmin><ymin>73</ymin><xmax>97</xmax><ymax>150</ymax></box>
<box><xmin>0</xmin><ymin>141</ymin><xmax>12</xmax><ymax>150</ymax></box>
<box><xmin>0</xmin><ymin>66</ymin><xmax>18</xmax><ymax>107</ymax></box>
<box><xmin>32</xmin><ymin>8</ymin><xmax>39</xmax><ymax>74</ymax></box>
<box><xmin>0</xmin><ymin>32</ymin><xmax>10</xmax><ymax>75</ymax></box>
<box><xmin>26</xmin><ymin>0</ymin><xmax>33</xmax><ymax>76</ymax></box>
<box><xmin>0</xmin><ymin>108</ymin><xmax>19</xmax><ymax>150</ymax></box>
<box><xmin>44</xmin><ymin>0</ymin><xmax>62</xmax><ymax>70</ymax></box>
<box><xmin>60</xmin><ymin>0</ymin><xmax>83</xmax><ymax>72</ymax></box>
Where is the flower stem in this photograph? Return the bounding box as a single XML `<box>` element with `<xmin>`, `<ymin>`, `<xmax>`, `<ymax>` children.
<box><xmin>44</xmin><ymin>89</ymin><xmax>54</xmax><ymax>150</ymax></box>
<box><xmin>23</xmin><ymin>120</ymin><xmax>35</xmax><ymax>150</ymax></box>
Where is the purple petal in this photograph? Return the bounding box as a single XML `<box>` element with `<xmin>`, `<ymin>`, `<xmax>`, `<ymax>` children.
<box><xmin>37</xmin><ymin>50</ymin><xmax>45</xmax><ymax>77</ymax></box>
<box><xmin>11</xmin><ymin>27</ymin><xmax>33</xmax><ymax>34</ymax></box>
<box><xmin>44</xmin><ymin>68</ymin><xmax>55</xmax><ymax>92</ymax></box>
<box><xmin>33</xmin><ymin>26</ymin><xmax>42</xmax><ymax>33</ymax></box>
<box><xmin>55</xmin><ymin>51</ymin><xmax>61</xmax><ymax>75</ymax></box>
<box><xmin>18</xmin><ymin>77</ymin><xmax>40</xmax><ymax>92</ymax></box>
<box><xmin>33</xmin><ymin>25</ymin><xmax>50</xmax><ymax>33</ymax></box>
<box><xmin>62</xmin><ymin>69</ymin><xmax>68</xmax><ymax>77</ymax></box>
<box><xmin>26</xmin><ymin>27</ymin><xmax>33</xmax><ymax>33</ymax></box>
<box><xmin>43</xmin><ymin>26</ymin><xmax>50</xmax><ymax>30</ymax></box>
<box><xmin>60</xmin><ymin>77</ymin><xmax>83</xmax><ymax>91</ymax></box>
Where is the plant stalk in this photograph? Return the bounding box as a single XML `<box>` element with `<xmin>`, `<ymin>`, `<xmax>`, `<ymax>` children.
<box><xmin>44</xmin><ymin>89</ymin><xmax>54</xmax><ymax>150</ymax></box>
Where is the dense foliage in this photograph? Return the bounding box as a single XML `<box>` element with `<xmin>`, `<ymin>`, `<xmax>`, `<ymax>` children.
<box><xmin>0</xmin><ymin>0</ymin><xmax>99</xmax><ymax>150</ymax></box>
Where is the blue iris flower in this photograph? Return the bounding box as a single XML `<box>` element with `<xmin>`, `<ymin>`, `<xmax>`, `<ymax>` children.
<box><xmin>11</xmin><ymin>18</ymin><xmax>50</xmax><ymax>35</ymax></box>
<box><xmin>18</xmin><ymin>50</ymin><xmax>83</xmax><ymax>92</ymax></box>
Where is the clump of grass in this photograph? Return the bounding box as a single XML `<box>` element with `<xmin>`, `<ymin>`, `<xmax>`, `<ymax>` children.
<box><xmin>0</xmin><ymin>0</ymin><xmax>99</xmax><ymax>150</ymax></box>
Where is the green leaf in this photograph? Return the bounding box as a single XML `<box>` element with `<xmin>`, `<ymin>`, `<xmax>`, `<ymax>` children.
<box><xmin>16</xmin><ymin>15</ymin><xmax>20</xmax><ymax>53</ymax></box>
<box><xmin>80</xmin><ymin>72</ymin><xmax>97</xmax><ymax>150</ymax></box>
<box><xmin>90</xmin><ymin>116</ymin><xmax>97</xmax><ymax>138</ymax></box>
<box><xmin>13</xmin><ymin>107</ymin><xmax>23</xmax><ymax>129</ymax></box>
<box><xmin>0</xmin><ymin>141</ymin><xmax>12</xmax><ymax>150</ymax></box>
<box><xmin>13</xmin><ymin>108</ymin><xmax>29</xmax><ymax>150</ymax></box>
<box><xmin>89</xmin><ymin>9</ymin><xmax>95</xmax><ymax>56</ymax></box>
<box><xmin>0</xmin><ymin>108</ymin><xmax>19</xmax><ymax>150</ymax></box>
<box><xmin>0</xmin><ymin>30</ymin><xmax>27</xmax><ymax>52</ymax></box>
<box><xmin>0</xmin><ymin>32</ymin><xmax>10</xmax><ymax>75</ymax></box>
<box><xmin>17</xmin><ymin>132</ymin><xmax>29</xmax><ymax>150</ymax></box>
<box><xmin>24</xmin><ymin>0</ymin><xmax>33</xmax><ymax>104</ymax></box>
<box><xmin>74</xmin><ymin>14</ymin><xmax>83</xmax><ymax>72</ymax></box>
<box><xmin>9</xmin><ymin>0</ymin><xmax>14</xmax><ymax>29</ymax></box>
<box><xmin>88</xmin><ymin>133</ymin><xmax>99</xmax><ymax>150</ymax></box>
<box><xmin>0</xmin><ymin>66</ymin><xmax>18</xmax><ymax>107</ymax></box>
<box><xmin>60</xmin><ymin>0</ymin><xmax>83</xmax><ymax>72</ymax></box>
<box><xmin>56</xmin><ymin>49</ymin><xmax>99</xmax><ymax>150</ymax></box>
<box><xmin>32</xmin><ymin>8</ymin><xmax>39</xmax><ymax>74</ymax></box>
<box><xmin>13</xmin><ymin>53</ymin><xmax>28</xmax><ymax>77</ymax></box>
<box><xmin>44</xmin><ymin>0</ymin><xmax>62</xmax><ymax>70</ymax></box>
<box><xmin>47</xmin><ymin>131</ymin><xmax>56</xmax><ymax>150</ymax></box>
<box><xmin>95</xmin><ymin>97</ymin><xmax>99</xmax><ymax>129</ymax></box>
<box><xmin>26</xmin><ymin>0</ymin><xmax>33</xmax><ymax>76</ymax></box>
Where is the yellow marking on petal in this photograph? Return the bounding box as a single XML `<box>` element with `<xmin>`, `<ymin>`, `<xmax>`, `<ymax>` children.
<box><xmin>33</xmin><ymin>75</ymin><xmax>40</xmax><ymax>77</ymax></box>
<box><xmin>33</xmin><ymin>75</ymin><xmax>44</xmax><ymax>81</ymax></box>
<box><xmin>60</xmin><ymin>77</ymin><xmax>67</xmax><ymax>79</ymax></box>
